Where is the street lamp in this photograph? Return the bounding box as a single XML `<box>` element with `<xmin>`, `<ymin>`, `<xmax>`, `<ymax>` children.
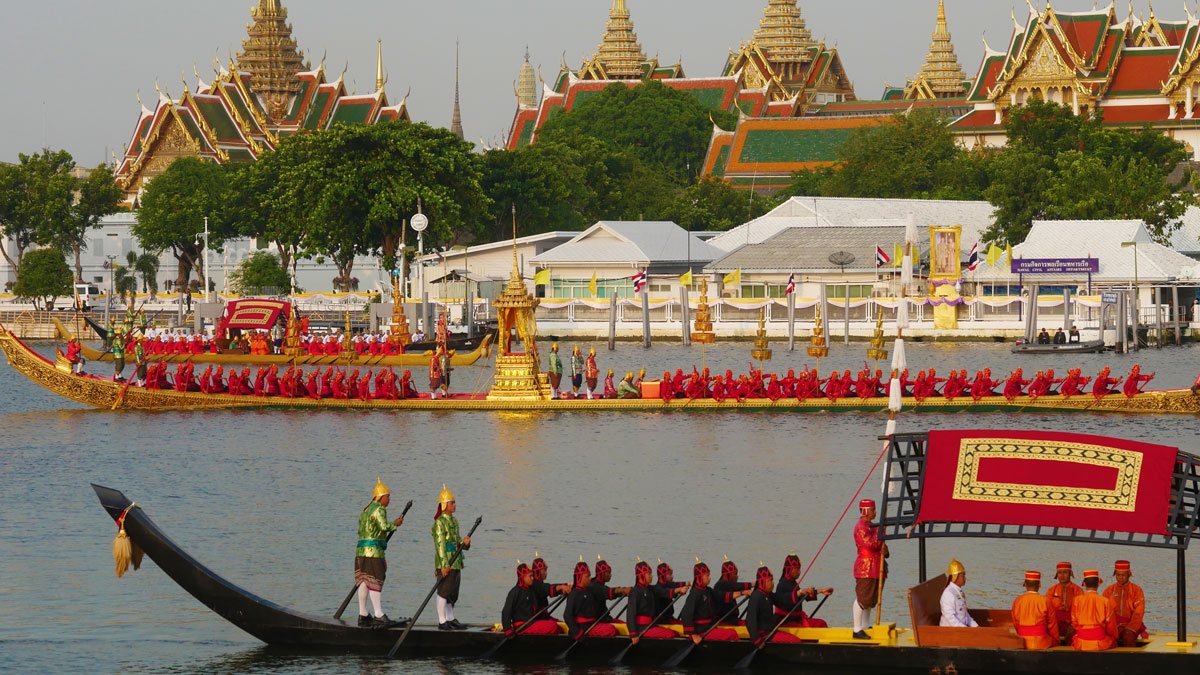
<box><xmin>1122</xmin><ymin>241</ymin><xmax>1139</xmax><ymax>349</ymax></box>
<box><xmin>410</xmin><ymin>200</ymin><xmax>428</xmax><ymax>333</ymax></box>
<box><xmin>202</xmin><ymin>216</ymin><xmax>211</xmax><ymax>303</ymax></box>
<box><xmin>104</xmin><ymin>255</ymin><xmax>117</xmax><ymax>327</ymax></box>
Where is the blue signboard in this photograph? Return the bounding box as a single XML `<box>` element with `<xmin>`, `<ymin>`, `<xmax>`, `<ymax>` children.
<box><xmin>1102</xmin><ymin>292</ymin><xmax>1119</xmax><ymax>304</ymax></box>
<box><xmin>1011</xmin><ymin>258</ymin><xmax>1100</xmax><ymax>274</ymax></box>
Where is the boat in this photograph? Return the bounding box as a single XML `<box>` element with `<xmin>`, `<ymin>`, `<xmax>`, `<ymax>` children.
<box><xmin>1011</xmin><ymin>339</ymin><xmax>1107</xmax><ymax>355</ymax></box>
<box><xmin>94</xmin><ymin>474</ymin><xmax>1199</xmax><ymax>671</ymax></box>
<box><xmin>5</xmin><ymin>324</ymin><xmax>1199</xmax><ymax>413</ymax></box>
<box><xmin>53</xmin><ymin>317</ymin><xmax>494</xmax><ymax>368</ymax></box>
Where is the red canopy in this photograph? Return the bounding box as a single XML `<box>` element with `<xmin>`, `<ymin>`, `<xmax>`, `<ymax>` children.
<box><xmin>220</xmin><ymin>299</ymin><xmax>291</xmax><ymax>331</ymax></box>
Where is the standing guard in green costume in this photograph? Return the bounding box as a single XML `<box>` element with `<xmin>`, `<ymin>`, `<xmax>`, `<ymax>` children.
<box><xmin>355</xmin><ymin>478</ymin><xmax>406</xmax><ymax>627</ymax></box>
<box><xmin>570</xmin><ymin>345</ymin><xmax>584</xmax><ymax>398</ymax></box>
<box><xmin>111</xmin><ymin>327</ymin><xmax>126</xmax><ymax>382</ymax></box>
<box><xmin>432</xmin><ymin>483</ymin><xmax>471</xmax><ymax>630</ymax></box>
<box><xmin>132</xmin><ymin>338</ymin><xmax>148</xmax><ymax>387</ymax></box>
<box><xmin>547</xmin><ymin>342</ymin><xmax>563</xmax><ymax>399</ymax></box>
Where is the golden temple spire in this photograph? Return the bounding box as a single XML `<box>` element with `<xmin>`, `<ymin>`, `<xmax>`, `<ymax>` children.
<box><xmin>753</xmin><ymin>0</ymin><xmax>817</xmax><ymax>64</ymax></box>
<box><xmin>914</xmin><ymin>0</ymin><xmax>967</xmax><ymax>98</ymax></box>
<box><xmin>238</xmin><ymin>0</ymin><xmax>305</xmax><ymax>121</ymax></box>
<box><xmin>451</xmin><ymin>39</ymin><xmax>464</xmax><ymax>140</ymax></box>
<box><xmin>376</xmin><ymin>39</ymin><xmax>384</xmax><ymax>92</ymax></box>
<box><xmin>591</xmin><ymin>0</ymin><xmax>647</xmax><ymax>79</ymax></box>
<box><xmin>517</xmin><ymin>47</ymin><xmax>538</xmax><ymax>108</ymax></box>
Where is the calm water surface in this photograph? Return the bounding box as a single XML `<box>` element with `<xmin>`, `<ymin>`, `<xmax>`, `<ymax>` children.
<box><xmin>1</xmin><ymin>339</ymin><xmax>1198</xmax><ymax>673</ymax></box>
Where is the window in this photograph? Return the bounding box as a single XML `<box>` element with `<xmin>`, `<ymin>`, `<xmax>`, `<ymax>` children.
<box><xmin>741</xmin><ymin>285</ymin><xmax>766</xmax><ymax>299</ymax></box>
<box><xmin>828</xmin><ymin>285</ymin><xmax>873</xmax><ymax>300</ymax></box>
<box><xmin>551</xmin><ymin>278</ymin><xmax>634</xmax><ymax>299</ymax></box>
<box><xmin>648</xmin><ymin>284</ymin><xmax>671</xmax><ymax>293</ymax></box>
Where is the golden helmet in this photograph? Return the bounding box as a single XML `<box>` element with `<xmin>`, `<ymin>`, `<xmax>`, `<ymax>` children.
<box><xmin>552</xmin><ymin>342</ymin><xmax>558</xmax><ymax>351</ymax></box>
<box><xmin>438</xmin><ymin>483</ymin><xmax>455</xmax><ymax>505</ymax></box>
<box><xmin>589</xmin><ymin>347</ymin><xmax>595</xmax><ymax>356</ymax></box>
<box><xmin>947</xmin><ymin>558</ymin><xmax>966</xmax><ymax>577</ymax></box>
<box><xmin>373</xmin><ymin>477</ymin><xmax>390</xmax><ymax>500</ymax></box>
<box><xmin>607</xmin><ymin>368</ymin><xmax>614</xmax><ymax>376</ymax></box>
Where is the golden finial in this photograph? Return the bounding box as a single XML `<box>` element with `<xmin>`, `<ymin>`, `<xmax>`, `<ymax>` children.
<box><xmin>579</xmin><ymin>555</ymin><xmax>585</xmax><ymax>563</ymax></box>
<box><xmin>535</xmin><ymin>551</ymin><xmax>540</xmax><ymax>558</ymax></box>
<box><xmin>695</xmin><ymin>557</ymin><xmax>702</xmax><ymax>564</ymax></box>
<box><xmin>377</xmin><ymin>39</ymin><xmax>385</xmax><ymax>92</ymax></box>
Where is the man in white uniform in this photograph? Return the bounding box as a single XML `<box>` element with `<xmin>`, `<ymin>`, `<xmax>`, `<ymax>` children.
<box><xmin>939</xmin><ymin>558</ymin><xmax>979</xmax><ymax>627</ymax></box>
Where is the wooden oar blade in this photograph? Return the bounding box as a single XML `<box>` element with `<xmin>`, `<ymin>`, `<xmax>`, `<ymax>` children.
<box><xmin>608</xmin><ymin>643</ymin><xmax>633</xmax><ymax>666</ymax></box>
<box><xmin>661</xmin><ymin>643</ymin><xmax>695</xmax><ymax>669</ymax></box>
<box><xmin>733</xmin><ymin>647</ymin><xmax>759</xmax><ymax>670</ymax></box>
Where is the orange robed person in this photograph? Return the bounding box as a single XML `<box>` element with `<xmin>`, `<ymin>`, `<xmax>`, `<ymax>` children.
<box><xmin>1102</xmin><ymin>560</ymin><xmax>1147</xmax><ymax>647</ymax></box>
<box><xmin>1012</xmin><ymin>571</ymin><xmax>1059</xmax><ymax>650</ymax></box>
<box><xmin>1045</xmin><ymin>561</ymin><xmax>1083</xmax><ymax>641</ymax></box>
<box><xmin>1070</xmin><ymin>569</ymin><xmax>1118</xmax><ymax>651</ymax></box>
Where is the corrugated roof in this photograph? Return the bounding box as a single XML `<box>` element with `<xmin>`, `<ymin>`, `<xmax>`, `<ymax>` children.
<box><xmin>531</xmin><ymin>221</ymin><xmax>722</xmax><ymax>264</ymax></box>
<box><xmin>707</xmin><ymin>197</ymin><xmax>996</xmax><ymax>253</ymax></box>
<box><xmin>972</xmin><ymin>220</ymin><xmax>1200</xmax><ymax>282</ymax></box>
<box><xmin>1167</xmin><ymin>206</ymin><xmax>1200</xmax><ymax>255</ymax></box>
<box><xmin>706</xmin><ymin>225</ymin><xmax>926</xmax><ymax>273</ymax></box>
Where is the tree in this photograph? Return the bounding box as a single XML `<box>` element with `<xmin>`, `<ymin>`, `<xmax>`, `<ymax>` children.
<box><xmin>122</xmin><ymin>250</ymin><xmax>160</xmax><ymax>295</ymax></box>
<box><xmin>13</xmin><ymin>247</ymin><xmax>71</xmax><ymax>309</ymax></box>
<box><xmin>112</xmin><ymin>264</ymin><xmax>137</xmax><ymax>304</ymax></box>
<box><xmin>660</xmin><ymin>177</ymin><xmax>769</xmax><ymax>232</ymax></box>
<box><xmin>133</xmin><ymin>156</ymin><xmax>234</xmax><ymax>289</ymax></box>
<box><xmin>53</xmin><ymin>164</ymin><xmax>123</xmax><ymax>282</ymax></box>
<box><xmin>229</xmin><ymin>250</ymin><xmax>290</xmax><ymax>296</ymax></box>
<box><xmin>0</xmin><ymin>150</ymin><xmax>77</xmax><ymax>275</ymax></box>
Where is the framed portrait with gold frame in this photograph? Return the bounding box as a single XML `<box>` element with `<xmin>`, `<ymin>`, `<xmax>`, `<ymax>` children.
<box><xmin>928</xmin><ymin>225</ymin><xmax>961</xmax><ymax>281</ymax></box>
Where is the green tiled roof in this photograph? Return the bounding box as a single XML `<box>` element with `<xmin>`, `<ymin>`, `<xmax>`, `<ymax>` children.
<box><xmin>571</xmin><ymin>89</ymin><xmax>603</xmax><ymax>108</ymax></box>
<box><xmin>226</xmin><ymin>148</ymin><xmax>255</xmax><ymax>161</ymax></box>
<box><xmin>516</xmin><ymin>118</ymin><xmax>535</xmax><ymax>147</ymax></box>
<box><xmin>194</xmin><ymin>99</ymin><xmax>241</xmax><ymax>141</ymax></box>
<box><xmin>303</xmin><ymin>90</ymin><xmax>333</xmax><ymax>130</ymax></box>
<box><xmin>738</xmin><ymin>126</ymin><xmax>855</xmax><ymax>164</ymax></box>
<box><xmin>681</xmin><ymin>87</ymin><xmax>730</xmax><ymax>111</ymax></box>
<box><xmin>330</xmin><ymin>100</ymin><xmax>374</xmax><ymax>126</ymax></box>
<box><xmin>225</xmin><ymin>89</ymin><xmax>263</xmax><ymax>135</ymax></box>
<box><xmin>710</xmin><ymin>145</ymin><xmax>730</xmax><ymax>177</ymax></box>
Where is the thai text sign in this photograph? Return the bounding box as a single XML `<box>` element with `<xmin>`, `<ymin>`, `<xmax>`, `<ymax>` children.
<box><xmin>1011</xmin><ymin>258</ymin><xmax>1099</xmax><ymax>274</ymax></box>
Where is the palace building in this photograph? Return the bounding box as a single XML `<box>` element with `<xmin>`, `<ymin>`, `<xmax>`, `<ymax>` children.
<box><xmin>113</xmin><ymin>0</ymin><xmax>410</xmax><ymax>207</ymax></box>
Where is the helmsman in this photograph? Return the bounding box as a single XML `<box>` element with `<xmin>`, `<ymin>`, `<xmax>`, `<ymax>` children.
<box><xmin>432</xmin><ymin>484</ymin><xmax>470</xmax><ymax>630</ymax></box>
<box><xmin>354</xmin><ymin>478</ymin><xmax>406</xmax><ymax>627</ymax></box>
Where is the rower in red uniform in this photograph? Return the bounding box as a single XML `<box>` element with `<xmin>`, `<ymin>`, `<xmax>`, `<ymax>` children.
<box><xmin>773</xmin><ymin>553</ymin><xmax>832</xmax><ymax>627</ymax></box>
<box><xmin>852</xmin><ymin>499</ymin><xmax>888</xmax><ymax>640</ymax></box>
<box><xmin>627</xmin><ymin>560</ymin><xmax>677</xmax><ymax>640</ymax></box>
<box><xmin>1092</xmin><ymin>367</ymin><xmax>1121</xmax><ymax>398</ymax></box>
<box><xmin>747</xmin><ymin>565</ymin><xmax>802</xmax><ymax>644</ymax></box>
<box><xmin>529</xmin><ymin>555</ymin><xmax>569</xmax><ymax>621</ymax></box>
<box><xmin>211</xmin><ymin>366</ymin><xmax>226</xmax><ymax>393</ymax></box>
<box><xmin>970</xmin><ymin>369</ymin><xmax>997</xmax><ymax>400</ymax></box>
<box><xmin>712</xmin><ymin>558</ymin><xmax>753</xmax><ymax>626</ymax></box>
<box><xmin>672</xmin><ymin>369</ymin><xmax>686</xmax><ymax>398</ymax></box>
<box><xmin>942</xmin><ymin>371</ymin><xmax>967</xmax><ymax>400</ymax></box>
<box><xmin>563</xmin><ymin>560</ymin><xmax>618</xmax><ymax>638</ymax></box>
<box><xmin>1102</xmin><ymin>560</ymin><xmax>1147</xmax><ymax>647</ymax></box>
<box><xmin>591</xmin><ymin>557</ymin><xmax>631</xmax><ymax>623</ymax></box>
<box><xmin>1060</xmin><ymin>369</ymin><xmax>1090</xmax><ymax>398</ymax></box>
<box><xmin>347</xmin><ymin>370</ymin><xmax>360</xmax><ymax>398</ymax></box>
<box><xmin>1045</xmin><ymin>562</ymin><xmax>1082</xmax><ymax>642</ymax></box>
<box><xmin>926</xmin><ymin>368</ymin><xmax>945</xmax><ymax>395</ymax></box>
<box><xmin>911</xmin><ymin>371</ymin><xmax>932</xmax><ymax>401</ymax></box>
<box><xmin>357</xmin><ymin>370</ymin><xmax>372</xmax><ymax>400</ymax></box>
<box><xmin>1012</xmin><ymin>571</ymin><xmax>1058</xmax><ymax>650</ymax></box>
<box><xmin>1122</xmin><ymin>365</ymin><xmax>1154</xmax><ymax>397</ymax></box>
<box><xmin>680</xmin><ymin>560</ymin><xmax>744</xmax><ymax>642</ymax></box>
<box><xmin>198</xmin><ymin>365</ymin><xmax>214</xmax><ymax>393</ymax></box>
<box><xmin>660</xmin><ymin>371</ymin><xmax>675</xmax><ymax>402</ymax></box>
<box><xmin>652</xmin><ymin>561</ymin><xmax>688</xmax><ymax>625</ymax></box>
<box><xmin>1070</xmin><ymin>569</ymin><xmax>1118</xmax><ymax>651</ymax></box>
<box><xmin>332</xmin><ymin>370</ymin><xmax>347</xmax><ymax>399</ymax></box>
<box><xmin>1026</xmin><ymin>370</ymin><xmax>1052</xmax><ymax>399</ymax></box>
<box><xmin>501</xmin><ymin>562</ymin><xmax>562</xmax><ymax>636</ymax></box>
<box><xmin>1003</xmin><ymin>368</ymin><xmax>1030</xmax><ymax>400</ymax></box>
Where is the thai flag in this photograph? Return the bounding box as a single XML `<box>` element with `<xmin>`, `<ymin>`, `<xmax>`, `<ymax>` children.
<box><xmin>632</xmin><ymin>270</ymin><xmax>647</xmax><ymax>293</ymax></box>
<box><xmin>785</xmin><ymin>273</ymin><xmax>796</xmax><ymax>295</ymax></box>
<box><xmin>966</xmin><ymin>242</ymin><xmax>980</xmax><ymax>271</ymax></box>
<box><xmin>875</xmin><ymin>246</ymin><xmax>891</xmax><ymax>268</ymax></box>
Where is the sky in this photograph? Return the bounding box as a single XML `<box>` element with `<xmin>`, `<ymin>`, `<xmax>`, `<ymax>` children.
<box><xmin>0</xmin><ymin>1</ymin><xmax>1159</xmax><ymax>166</ymax></box>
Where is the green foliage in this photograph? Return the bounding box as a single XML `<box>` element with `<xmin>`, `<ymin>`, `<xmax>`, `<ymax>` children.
<box><xmin>59</xmin><ymin>164</ymin><xmax>124</xmax><ymax>281</ymax></box>
<box><xmin>659</xmin><ymin>177</ymin><xmax>767</xmax><ymax>231</ymax></box>
<box><xmin>13</xmin><ymin>247</ymin><xmax>72</xmax><ymax>309</ymax></box>
<box><xmin>133</xmin><ymin>156</ymin><xmax>234</xmax><ymax>287</ymax></box>
<box><xmin>124</xmin><ymin>250</ymin><xmax>160</xmax><ymax>294</ymax></box>
<box><xmin>0</xmin><ymin>150</ymin><xmax>77</xmax><ymax>275</ymax></box>
<box><xmin>229</xmin><ymin>250</ymin><xmax>290</xmax><ymax>296</ymax></box>
<box><xmin>113</xmin><ymin>264</ymin><xmax>137</xmax><ymax>303</ymax></box>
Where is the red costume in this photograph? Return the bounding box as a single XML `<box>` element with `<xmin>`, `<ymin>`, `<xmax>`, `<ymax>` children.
<box><xmin>1123</xmin><ymin>366</ymin><xmax>1154</xmax><ymax>397</ymax></box>
<box><xmin>1092</xmin><ymin>368</ymin><xmax>1121</xmax><ymax>398</ymax></box>
<box><xmin>1003</xmin><ymin>369</ymin><xmax>1030</xmax><ymax>400</ymax></box>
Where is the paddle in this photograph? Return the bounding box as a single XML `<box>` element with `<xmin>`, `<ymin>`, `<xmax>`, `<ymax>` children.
<box><xmin>480</xmin><ymin>594</ymin><xmax>567</xmax><ymax>660</ymax></box>
<box><xmin>661</xmin><ymin>595</ymin><xmax>748</xmax><ymax>669</ymax></box>
<box><xmin>386</xmin><ymin>515</ymin><xmax>482</xmax><ymax>658</ymax></box>
<box><xmin>553</xmin><ymin>596</ymin><xmax>628</xmax><ymax>662</ymax></box>
<box><xmin>733</xmin><ymin>593</ymin><xmax>830</xmax><ymax>670</ymax></box>
<box><xmin>608</xmin><ymin>587</ymin><xmax>686</xmax><ymax>666</ymax></box>
<box><xmin>334</xmin><ymin>500</ymin><xmax>413</xmax><ymax>620</ymax></box>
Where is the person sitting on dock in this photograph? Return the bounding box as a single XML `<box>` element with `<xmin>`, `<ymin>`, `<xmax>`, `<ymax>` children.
<box><xmin>1037</xmin><ymin>328</ymin><xmax>1052</xmax><ymax>345</ymax></box>
<box><xmin>1046</xmin><ymin>562</ymin><xmax>1083</xmax><ymax>642</ymax></box>
<box><xmin>938</xmin><ymin>559</ymin><xmax>979</xmax><ymax>627</ymax></box>
<box><xmin>617</xmin><ymin>372</ymin><xmax>641</xmax><ymax>399</ymax></box>
<box><xmin>680</xmin><ymin>560</ymin><xmax>745</xmax><ymax>642</ymax></box>
<box><xmin>1053</xmin><ymin>328</ymin><xmax>1067</xmax><ymax>345</ymax></box>
<box><xmin>354</xmin><ymin>478</ymin><xmax>405</xmax><ymax>628</ymax></box>
<box><xmin>1102</xmin><ymin>560</ymin><xmax>1147</xmax><ymax>647</ymax></box>
<box><xmin>502</xmin><ymin>562</ymin><xmax>562</xmax><ymax>636</ymax></box>
<box><xmin>747</xmin><ymin>566</ymin><xmax>802</xmax><ymax>645</ymax></box>
<box><xmin>1122</xmin><ymin>366</ymin><xmax>1154</xmax><ymax>398</ymax></box>
<box><xmin>773</xmin><ymin>553</ymin><xmax>832</xmax><ymax>628</ymax></box>
<box><xmin>1012</xmin><ymin>571</ymin><xmax>1058</xmax><ymax>650</ymax></box>
<box><xmin>1070</xmin><ymin>570</ymin><xmax>1118</xmax><ymax>651</ymax></box>
<box><xmin>564</xmin><ymin>559</ymin><xmax>618</xmax><ymax>637</ymax></box>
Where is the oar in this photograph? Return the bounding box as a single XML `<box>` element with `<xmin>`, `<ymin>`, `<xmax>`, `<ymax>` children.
<box><xmin>386</xmin><ymin>515</ymin><xmax>482</xmax><ymax>658</ymax></box>
<box><xmin>661</xmin><ymin>596</ymin><xmax>748</xmax><ymax>669</ymax></box>
<box><xmin>481</xmin><ymin>594</ymin><xmax>567</xmax><ymax>659</ymax></box>
<box><xmin>734</xmin><ymin>593</ymin><xmax>830</xmax><ymax>670</ymax></box>
<box><xmin>334</xmin><ymin>500</ymin><xmax>413</xmax><ymax>620</ymax></box>
<box><xmin>608</xmin><ymin>588</ymin><xmax>686</xmax><ymax>665</ymax></box>
<box><xmin>553</xmin><ymin>596</ymin><xmax>628</xmax><ymax>662</ymax></box>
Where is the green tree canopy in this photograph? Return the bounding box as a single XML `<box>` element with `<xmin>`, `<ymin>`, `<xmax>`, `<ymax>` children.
<box><xmin>133</xmin><ymin>156</ymin><xmax>235</xmax><ymax>288</ymax></box>
<box><xmin>229</xmin><ymin>250</ymin><xmax>290</xmax><ymax>296</ymax></box>
<box><xmin>57</xmin><ymin>164</ymin><xmax>123</xmax><ymax>282</ymax></box>
<box><xmin>0</xmin><ymin>149</ymin><xmax>77</xmax><ymax>275</ymax></box>
<box><xmin>13</xmin><ymin>247</ymin><xmax>72</xmax><ymax>309</ymax></box>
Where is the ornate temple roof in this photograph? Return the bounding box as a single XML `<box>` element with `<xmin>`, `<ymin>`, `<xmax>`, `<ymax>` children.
<box><xmin>752</xmin><ymin>0</ymin><xmax>817</xmax><ymax>64</ymax></box>
<box><xmin>904</xmin><ymin>0</ymin><xmax>968</xmax><ymax>99</ymax></box>
<box><xmin>450</xmin><ymin>41</ymin><xmax>464</xmax><ymax>140</ymax></box>
<box><xmin>236</xmin><ymin>0</ymin><xmax>306</xmax><ymax>122</ymax></box>
<box><xmin>582</xmin><ymin>0</ymin><xmax>648</xmax><ymax>80</ymax></box>
<box><xmin>516</xmin><ymin>48</ymin><xmax>538</xmax><ymax>109</ymax></box>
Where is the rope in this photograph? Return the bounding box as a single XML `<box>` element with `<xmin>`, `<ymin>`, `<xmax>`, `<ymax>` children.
<box><xmin>796</xmin><ymin>414</ymin><xmax>891</xmax><ymax>585</ymax></box>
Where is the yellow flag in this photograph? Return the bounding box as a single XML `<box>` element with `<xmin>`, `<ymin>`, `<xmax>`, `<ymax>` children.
<box><xmin>986</xmin><ymin>243</ymin><xmax>1001</xmax><ymax>268</ymax></box>
<box><xmin>893</xmin><ymin>244</ymin><xmax>904</xmax><ymax>268</ymax></box>
<box><xmin>912</xmin><ymin>247</ymin><xmax>920</xmax><ymax>269</ymax></box>
<box><xmin>533</xmin><ymin>269</ymin><xmax>550</xmax><ymax>286</ymax></box>
<box><xmin>679</xmin><ymin>269</ymin><xmax>692</xmax><ymax>287</ymax></box>
<box><xmin>1005</xmin><ymin>244</ymin><xmax>1013</xmax><ymax>267</ymax></box>
<box><xmin>588</xmin><ymin>271</ymin><xmax>597</xmax><ymax>297</ymax></box>
<box><xmin>723</xmin><ymin>269</ymin><xmax>741</xmax><ymax>285</ymax></box>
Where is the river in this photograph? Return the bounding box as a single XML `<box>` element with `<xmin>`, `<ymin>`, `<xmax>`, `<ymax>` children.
<box><xmin>0</xmin><ymin>339</ymin><xmax>1198</xmax><ymax>673</ymax></box>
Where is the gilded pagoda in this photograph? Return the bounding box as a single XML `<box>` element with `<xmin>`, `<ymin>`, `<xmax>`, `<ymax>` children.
<box><xmin>113</xmin><ymin>0</ymin><xmax>410</xmax><ymax>207</ymax></box>
<box><xmin>488</xmin><ymin>218</ymin><xmax>552</xmax><ymax>401</ymax></box>
<box><xmin>902</xmin><ymin>0</ymin><xmax>969</xmax><ymax>100</ymax></box>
